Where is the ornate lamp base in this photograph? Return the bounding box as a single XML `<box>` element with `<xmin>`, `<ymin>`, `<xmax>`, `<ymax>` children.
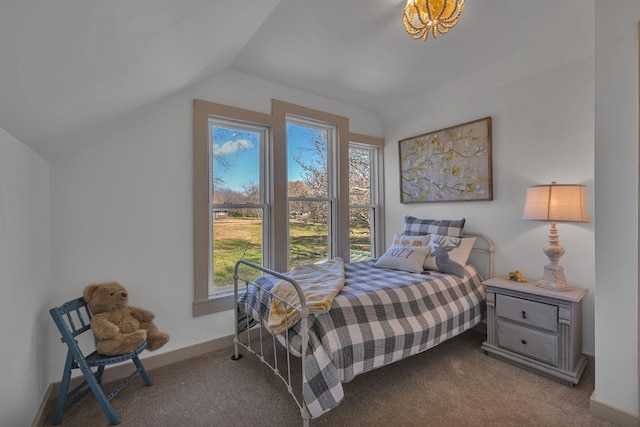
<box><xmin>536</xmin><ymin>221</ymin><xmax>573</xmax><ymax>292</ymax></box>
<box><xmin>536</xmin><ymin>263</ymin><xmax>572</xmax><ymax>291</ymax></box>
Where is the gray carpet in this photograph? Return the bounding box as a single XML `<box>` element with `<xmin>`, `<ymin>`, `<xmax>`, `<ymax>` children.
<box><xmin>44</xmin><ymin>330</ymin><xmax>613</xmax><ymax>427</ymax></box>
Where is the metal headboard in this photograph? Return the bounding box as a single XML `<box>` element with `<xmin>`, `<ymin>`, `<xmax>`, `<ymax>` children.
<box><xmin>463</xmin><ymin>230</ymin><xmax>494</xmax><ymax>279</ymax></box>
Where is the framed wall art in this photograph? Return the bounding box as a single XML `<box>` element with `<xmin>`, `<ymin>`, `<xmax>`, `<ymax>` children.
<box><xmin>399</xmin><ymin>117</ymin><xmax>493</xmax><ymax>203</ymax></box>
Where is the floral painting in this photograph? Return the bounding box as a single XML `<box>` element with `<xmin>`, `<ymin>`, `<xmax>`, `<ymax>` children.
<box><xmin>399</xmin><ymin>117</ymin><xmax>493</xmax><ymax>203</ymax></box>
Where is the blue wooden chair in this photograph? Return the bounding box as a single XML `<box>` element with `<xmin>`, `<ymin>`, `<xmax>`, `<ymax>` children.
<box><xmin>49</xmin><ymin>296</ymin><xmax>153</xmax><ymax>425</ymax></box>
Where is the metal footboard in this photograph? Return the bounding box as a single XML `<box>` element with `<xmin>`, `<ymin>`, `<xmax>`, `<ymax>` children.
<box><xmin>232</xmin><ymin>260</ymin><xmax>311</xmax><ymax>427</ymax></box>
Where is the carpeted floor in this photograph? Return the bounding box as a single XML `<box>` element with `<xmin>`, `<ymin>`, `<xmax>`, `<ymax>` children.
<box><xmin>44</xmin><ymin>330</ymin><xmax>614</xmax><ymax>427</ymax></box>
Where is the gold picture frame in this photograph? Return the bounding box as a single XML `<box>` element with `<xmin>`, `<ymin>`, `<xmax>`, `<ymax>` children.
<box><xmin>399</xmin><ymin>117</ymin><xmax>493</xmax><ymax>203</ymax></box>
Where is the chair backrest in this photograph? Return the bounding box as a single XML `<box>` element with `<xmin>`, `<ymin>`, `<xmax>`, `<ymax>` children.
<box><xmin>50</xmin><ymin>297</ymin><xmax>93</xmax><ymax>343</ymax></box>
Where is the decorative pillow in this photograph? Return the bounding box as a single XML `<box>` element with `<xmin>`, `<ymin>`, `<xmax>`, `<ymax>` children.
<box><xmin>390</xmin><ymin>232</ymin><xmax>431</xmax><ymax>248</ymax></box>
<box><xmin>374</xmin><ymin>244</ymin><xmax>431</xmax><ymax>274</ymax></box>
<box><xmin>403</xmin><ymin>215</ymin><xmax>465</xmax><ymax>238</ymax></box>
<box><xmin>423</xmin><ymin>236</ymin><xmax>475</xmax><ymax>277</ymax></box>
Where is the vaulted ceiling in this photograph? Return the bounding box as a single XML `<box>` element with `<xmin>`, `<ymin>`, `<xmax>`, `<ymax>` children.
<box><xmin>0</xmin><ymin>0</ymin><xmax>559</xmax><ymax>161</ymax></box>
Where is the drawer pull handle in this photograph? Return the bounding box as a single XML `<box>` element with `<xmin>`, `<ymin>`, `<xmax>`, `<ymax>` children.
<box><xmin>521</xmin><ymin>310</ymin><xmax>527</xmax><ymax>319</ymax></box>
<box><xmin>521</xmin><ymin>339</ymin><xmax>527</xmax><ymax>345</ymax></box>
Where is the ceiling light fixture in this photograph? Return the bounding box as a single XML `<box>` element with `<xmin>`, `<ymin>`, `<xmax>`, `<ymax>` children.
<box><xmin>403</xmin><ymin>0</ymin><xmax>465</xmax><ymax>41</ymax></box>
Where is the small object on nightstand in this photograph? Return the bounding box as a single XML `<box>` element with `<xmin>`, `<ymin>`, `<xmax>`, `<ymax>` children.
<box><xmin>481</xmin><ymin>276</ymin><xmax>588</xmax><ymax>386</ymax></box>
<box><xmin>508</xmin><ymin>270</ymin><xmax>527</xmax><ymax>283</ymax></box>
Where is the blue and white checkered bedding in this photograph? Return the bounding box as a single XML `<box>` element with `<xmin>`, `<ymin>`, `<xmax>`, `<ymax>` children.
<box><xmin>240</xmin><ymin>260</ymin><xmax>486</xmax><ymax>418</ymax></box>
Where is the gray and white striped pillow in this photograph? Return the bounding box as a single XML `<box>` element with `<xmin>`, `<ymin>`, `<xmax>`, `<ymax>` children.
<box><xmin>403</xmin><ymin>215</ymin><xmax>465</xmax><ymax>238</ymax></box>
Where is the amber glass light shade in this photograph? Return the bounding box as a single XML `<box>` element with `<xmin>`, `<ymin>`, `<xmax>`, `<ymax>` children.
<box><xmin>403</xmin><ymin>0</ymin><xmax>465</xmax><ymax>41</ymax></box>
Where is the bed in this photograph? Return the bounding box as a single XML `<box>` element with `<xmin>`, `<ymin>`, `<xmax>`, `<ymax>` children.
<box><xmin>232</xmin><ymin>230</ymin><xmax>493</xmax><ymax>426</ymax></box>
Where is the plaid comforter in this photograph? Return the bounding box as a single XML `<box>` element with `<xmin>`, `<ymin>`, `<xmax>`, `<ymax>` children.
<box><xmin>240</xmin><ymin>260</ymin><xmax>486</xmax><ymax>418</ymax></box>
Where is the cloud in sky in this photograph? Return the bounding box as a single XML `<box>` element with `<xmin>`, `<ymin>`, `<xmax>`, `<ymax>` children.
<box><xmin>212</xmin><ymin>139</ymin><xmax>254</xmax><ymax>155</ymax></box>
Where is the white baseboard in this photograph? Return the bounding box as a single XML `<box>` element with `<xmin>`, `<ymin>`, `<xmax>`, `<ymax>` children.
<box><xmin>590</xmin><ymin>390</ymin><xmax>639</xmax><ymax>427</ymax></box>
<box><xmin>32</xmin><ymin>334</ymin><xmax>235</xmax><ymax>426</ymax></box>
<box><xmin>31</xmin><ymin>383</ymin><xmax>55</xmax><ymax>427</ymax></box>
<box><xmin>99</xmin><ymin>333</ymin><xmax>235</xmax><ymax>384</ymax></box>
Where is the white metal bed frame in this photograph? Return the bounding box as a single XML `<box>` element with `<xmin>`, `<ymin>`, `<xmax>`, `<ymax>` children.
<box><xmin>232</xmin><ymin>231</ymin><xmax>494</xmax><ymax>427</ymax></box>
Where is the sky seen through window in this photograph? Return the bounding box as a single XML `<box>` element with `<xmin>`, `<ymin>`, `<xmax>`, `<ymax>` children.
<box><xmin>211</xmin><ymin>123</ymin><xmax>323</xmax><ymax>193</ymax></box>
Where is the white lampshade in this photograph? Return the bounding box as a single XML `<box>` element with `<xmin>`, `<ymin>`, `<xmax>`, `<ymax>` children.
<box><xmin>522</xmin><ymin>183</ymin><xmax>590</xmax><ymax>223</ymax></box>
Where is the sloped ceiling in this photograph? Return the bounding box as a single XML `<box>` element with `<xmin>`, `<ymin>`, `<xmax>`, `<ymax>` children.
<box><xmin>0</xmin><ymin>0</ymin><xmax>281</xmax><ymax>160</ymax></box>
<box><xmin>0</xmin><ymin>0</ymin><xmax>558</xmax><ymax>161</ymax></box>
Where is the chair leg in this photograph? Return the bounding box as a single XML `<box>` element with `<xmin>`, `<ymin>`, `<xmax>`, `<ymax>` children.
<box><xmin>52</xmin><ymin>351</ymin><xmax>151</xmax><ymax>425</ymax></box>
<box><xmin>133</xmin><ymin>356</ymin><xmax>153</xmax><ymax>386</ymax></box>
<box><xmin>95</xmin><ymin>365</ymin><xmax>105</xmax><ymax>384</ymax></box>
<box><xmin>52</xmin><ymin>352</ymin><xmax>74</xmax><ymax>425</ymax></box>
<box><xmin>77</xmin><ymin>361</ymin><xmax>121</xmax><ymax>425</ymax></box>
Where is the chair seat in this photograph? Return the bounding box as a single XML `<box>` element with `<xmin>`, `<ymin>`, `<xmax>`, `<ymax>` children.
<box><xmin>84</xmin><ymin>341</ymin><xmax>148</xmax><ymax>367</ymax></box>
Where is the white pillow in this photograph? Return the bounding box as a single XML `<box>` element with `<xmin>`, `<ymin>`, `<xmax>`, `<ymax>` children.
<box><xmin>423</xmin><ymin>236</ymin><xmax>475</xmax><ymax>277</ymax></box>
<box><xmin>373</xmin><ymin>233</ymin><xmax>431</xmax><ymax>273</ymax></box>
<box><xmin>391</xmin><ymin>233</ymin><xmax>431</xmax><ymax>248</ymax></box>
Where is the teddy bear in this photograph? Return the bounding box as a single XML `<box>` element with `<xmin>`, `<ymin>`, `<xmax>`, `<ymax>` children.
<box><xmin>83</xmin><ymin>281</ymin><xmax>170</xmax><ymax>356</ymax></box>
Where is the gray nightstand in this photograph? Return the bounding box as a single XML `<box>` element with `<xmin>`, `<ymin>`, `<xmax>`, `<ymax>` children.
<box><xmin>481</xmin><ymin>276</ymin><xmax>588</xmax><ymax>386</ymax></box>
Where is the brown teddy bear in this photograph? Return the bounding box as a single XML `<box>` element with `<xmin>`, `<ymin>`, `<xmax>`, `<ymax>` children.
<box><xmin>83</xmin><ymin>281</ymin><xmax>170</xmax><ymax>356</ymax></box>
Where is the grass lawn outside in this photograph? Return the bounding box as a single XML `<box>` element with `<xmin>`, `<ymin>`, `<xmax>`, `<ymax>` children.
<box><xmin>212</xmin><ymin>217</ymin><xmax>371</xmax><ymax>291</ymax></box>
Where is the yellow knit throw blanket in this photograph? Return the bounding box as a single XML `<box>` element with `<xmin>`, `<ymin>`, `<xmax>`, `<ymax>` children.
<box><xmin>268</xmin><ymin>258</ymin><xmax>345</xmax><ymax>335</ymax></box>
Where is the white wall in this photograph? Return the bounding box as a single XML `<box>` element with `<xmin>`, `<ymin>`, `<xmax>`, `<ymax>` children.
<box><xmin>594</xmin><ymin>0</ymin><xmax>639</xmax><ymax>416</ymax></box>
<box><xmin>48</xmin><ymin>69</ymin><xmax>383</xmax><ymax>383</ymax></box>
<box><xmin>0</xmin><ymin>127</ymin><xmax>52</xmax><ymax>426</ymax></box>
<box><xmin>381</xmin><ymin>2</ymin><xmax>596</xmax><ymax>354</ymax></box>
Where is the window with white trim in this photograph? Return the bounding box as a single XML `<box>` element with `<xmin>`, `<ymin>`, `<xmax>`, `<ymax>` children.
<box><xmin>348</xmin><ymin>143</ymin><xmax>380</xmax><ymax>262</ymax></box>
<box><xmin>208</xmin><ymin>119</ymin><xmax>269</xmax><ymax>295</ymax></box>
<box><xmin>287</xmin><ymin>117</ymin><xmax>337</xmax><ymax>267</ymax></box>
<box><xmin>193</xmin><ymin>99</ymin><xmax>384</xmax><ymax>317</ymax></box>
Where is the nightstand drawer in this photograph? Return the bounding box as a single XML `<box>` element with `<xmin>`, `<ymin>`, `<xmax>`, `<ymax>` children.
<box><xmin>498</xmin><ymin>322</ymin><xmax>558</xmax><ymax>366</ymax></box>
<box><xmin>496</xmin><ymin>294</ymin><xmax>557</xmax><ymax>332</ymax></box>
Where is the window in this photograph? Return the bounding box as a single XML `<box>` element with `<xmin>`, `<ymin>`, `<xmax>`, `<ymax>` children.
<box><xmin>209</xmin><ymin>120</ymin><xmax>269</xmax><ymax>295</ymax></box>
<box><xmin>348</xmin><ymin>143</ymin><xmax>379</xmax><ymax>262</ymax></box>
<box><xmin>287</xmin><ymin>117</ymin><xmax>336</xmax><ymax>267</ymax></box>
<box><xmin>193</xmin><ymin>99</ymin><xmax>384</xmax><ymax>316</ymax></box>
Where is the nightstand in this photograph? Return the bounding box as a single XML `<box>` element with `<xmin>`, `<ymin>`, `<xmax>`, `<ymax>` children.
<box><xmin>481</xmin><ymin>276</ymin><xmax>588</xmax><ymax>386</ymax></box>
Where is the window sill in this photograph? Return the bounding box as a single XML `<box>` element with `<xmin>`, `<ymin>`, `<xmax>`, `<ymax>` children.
<box><xmin>192</xmin><ymin>292</ymin><xmax>234</xmax><ymax>317</ymax></box>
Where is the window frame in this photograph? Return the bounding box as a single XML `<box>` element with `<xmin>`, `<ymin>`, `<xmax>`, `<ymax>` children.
<box><xmin>349</xmin><ymin>134</ymin><xmax>385</xmax><ymax>259</ymax></box>
<box><xmin>193</xmin><ymin>99</ymin><xmax>384</xmax><ymax>317</ymax></box>
<box><xmin>348</xmin><ymin>141</ymin><xmax>383</xmax><ymax>260</ymax></box>
<box><xmin>193</xmin><ymin>100</ymin><xmax>275</xmax><ymax>316</ymax></box>
<box><xmin>286</xmin><ymin>115</ymin><xmax>338</xmax><ymax>267</ymax></box>
<box><xmin>208</xmin><ymin>118</ymin><xmax>270</xmax><ymax>296</ymax></box>
<box><xmin>271</xmin><ymin>100</ymin><xmax>352</xmax><ymax>269</ymax></box>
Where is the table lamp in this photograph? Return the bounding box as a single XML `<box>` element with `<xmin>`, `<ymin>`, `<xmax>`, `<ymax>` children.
<box><xmin>521</xmin><ymin>182</ymin><xmax>589</xmax><ymax>291</ymax></box>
